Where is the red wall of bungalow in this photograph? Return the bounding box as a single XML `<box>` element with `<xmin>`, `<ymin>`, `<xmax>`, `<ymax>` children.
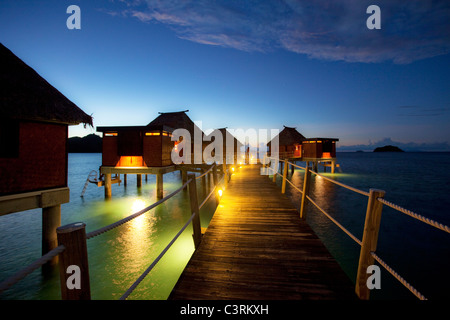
<box><xmin>101</xmin><ymin>135</ymin><xmax>120</xmax><ymax>166</ymax></box>
<box><xmin>0</xmin><ymin>121</ymin><xmax>67</xmax><ymax>195</ymax></box>
<box><xmin>101</xmin><ymin>130</ymin><xmax>174</xmax><ymax>167</ymax></box>
<box><xmin>302</xmin><ymin>140</ymin><xmax>336</xmax><ymax>158</ymax></box>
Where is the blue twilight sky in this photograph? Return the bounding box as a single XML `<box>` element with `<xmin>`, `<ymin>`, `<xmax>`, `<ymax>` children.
<box><xmin>1</xmin><ymin>0</ymin><xmax>449</xmax><ymax>149</ymax></box>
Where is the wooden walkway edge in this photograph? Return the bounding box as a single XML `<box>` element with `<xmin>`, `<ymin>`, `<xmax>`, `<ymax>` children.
<box><xmin>169</xmin><ymin>165</ymin><xmax>357</xmax><ymax>300</ymax></box>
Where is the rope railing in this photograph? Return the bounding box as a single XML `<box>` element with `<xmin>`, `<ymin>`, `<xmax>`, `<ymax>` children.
<box><xmin>284</xmin><ymin>176</ymin><xmax>303</xmax><ymax>194</ymax></box>
<box><xmin>263</xmin><ymin>157</ymin><xmax>448</xmax><ymax>300</ymax></box>
<box><xmin>199</xmin><ymin>185</ymin><xmax>217</xmax><ymax>210</ymax></box>
<box><xmin>120</xmin><ymin>212</ymin><xmax>197</xmax><ymax>300</ymax></box>
<box><xmin>312</xmin><ymin>171</ymin><xmax>370</xmax><ymax>197</ymax></box>
<box><xmin>377</xmin><ymin>197</ymin><xmax>450</xmax><ymax>234</ymax></box>
<box><xmin>0</xmin><ymin>245</ymin><xmax>66</xmax><ymax>294</ymax></box>
<box><xmin>306</xmin><ymin>195</ymin><xmax>362</xmax><ymax>246</ymax></box>
<box><xmin>0</xmin><ymin>163</ymin><xmax>229</xmax><ymax>300</ymax></box>
<box><xmin>120</xmin><ymin>164</ymin><xmax>227</xmax><ymax>299</ymax></box>
<box><xmin>289</xmin><ymin>162</ymin><xmax>306</xmax><ymax>170</ymax></box>
<box><xmin>86</xmin><ymin>179</ymin><xmax>192</xmax><ymax>239</ymax></box>
<box><xmin>370</xmin><ymin>251</ymin><xmax>427</xmax><ymax>300</ymax></box>
<box><xmin>195</xmin><ymin>164</ymin><xmax>215</xmax><ymax>180</ymax></box>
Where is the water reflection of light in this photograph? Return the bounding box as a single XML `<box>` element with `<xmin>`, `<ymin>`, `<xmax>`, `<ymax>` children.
<box><xmin>130</xmin><ymin>199</ymin><xmax>148</xmax><ymax>229</ymax></box>
<box><xmin>124</xmin><ymin>198</ymin><xmax>155</xmax><ymax>271</ymax></box>
<box><xmin>313</xmin><ymin>174</ymin><xmax>332</xmax><ymax>206</ymax></box>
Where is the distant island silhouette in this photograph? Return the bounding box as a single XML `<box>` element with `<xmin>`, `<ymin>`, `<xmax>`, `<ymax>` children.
<box><xmin>68</xmin><ymin>134</ymin><xmax>102</xmax><ymax>153</ymax></box>
<box><xmin>373</xmin><ymin>145</ymin><xmax>404</xmax><ymax>152</ymax></box>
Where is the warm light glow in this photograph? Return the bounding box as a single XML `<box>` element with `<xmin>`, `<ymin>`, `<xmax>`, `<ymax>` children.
<box><xmin>231</xmin><ymin>167</ymin><xmax>235</xmax><ymax>172</ymax></box>
<box><xmin>131</xmin><ymin>199</ymin><xmax>147</xmax><ymax>213</ymax></box>
<box><xmin>130</xmin><ymin>199</ymin><xmax>147</xmax><ymax>228</ymax></box>
<box><xmin>116</xmin><ymin>156</ymin><xmax>145</xmax><ymax>167</ymax></box>
<box><xmin>145</xmin><ymin>132</ymin><xmax>160</xmax><ymax>136</ymax></box>
<box><xmin>218</xmin><ymin>189</ymin><xmax>223</xmax><ymax>197</ymax></box>
<box><xmin>105</xmin><ymin>132</ymin><xmax>118</xmax><ymax>137</ymax></box>
<box><xmin>322</xmin><ymin>152</ymin><xmax>331</xmax><ymax>158</ymax></box>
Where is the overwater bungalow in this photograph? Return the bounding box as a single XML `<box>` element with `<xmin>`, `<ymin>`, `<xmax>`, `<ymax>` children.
<box><xmin>96</xmin><ymin>110</ymin><xmax>211</xmax><ymax>199</ymax></box>
<box><xmin>0</xmin><ymin>43</ymin><xmax>92</xmax><ymax>261</ymax></box>
<box><xmin>97</xmin><ymin>110</ymin><xmax>206</xmax><ymax>168</ymax></box>
<box><xmin>302</xmin><ymin>137</ymin><xmax>338</xmax><ymax>159</ymax></box>
<box><xmin>267</xmin><ymin>125</ymin><xmax>339</xmax><ymax>172</ymax></box>
<box><xmin>97</xmin><ymin>124</ymin><xmax>175</xmax><ymax>168</ymax></box>
<box><xmin>268</xmin><ymin>125</ymin><xmax>306</xmax><ymax>158</ymax></box>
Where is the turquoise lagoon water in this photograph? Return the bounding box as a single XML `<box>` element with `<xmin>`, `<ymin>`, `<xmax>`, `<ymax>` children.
<box><xmin>0</xmin><ymin>152</ymin><xmax>449</xmax><ymax>300</ymax></box>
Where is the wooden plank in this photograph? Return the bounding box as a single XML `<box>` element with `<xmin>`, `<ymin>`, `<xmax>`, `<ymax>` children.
<box><xmin>169</xmin><ymin>164</ymin><xmax>356</xmax><ymax>300</ymax></box>
<box><xmin>0</xmin><ymin>187</ymin><xmax>70</xmax><ymax>215</ymax></box>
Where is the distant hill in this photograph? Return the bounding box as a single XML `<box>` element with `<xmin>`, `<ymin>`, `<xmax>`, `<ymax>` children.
<box><xmin>373</xmin><ymin>145</ymin><xmax>404</xmax><ymax>152</ymax></box>
<box><xmin>68</xmin><ymin>134</ymin><xmax>102</xmax><ymax>153</ymax></box>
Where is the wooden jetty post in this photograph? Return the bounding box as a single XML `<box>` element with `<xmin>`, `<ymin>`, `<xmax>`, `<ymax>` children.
<box><xmin>355</xmin><ymin>189</ymin><xmax>385</xmax><ymax>300</ymax></box>
<box><xmin>281</xmin><ymin>159</ymin><xmax>288</xmax><ymax>194</ymax></box>
<box><xmin>222</xmin><ymin>163</ymin><xmax>228</xmax><ymax>188</ymax></box>
<box><xmin>0</xmin><ymin>188</ymin><xmax>69</xmax><ymax>270</ymax></box>
<box><xmin>300</xmin><ymin>166</ymin><xmax>311</xmax><ymax>219</ymax></box>
<box><xmin>212</xmin><ymin>164</ymin><xmax>219</xmax><ymax>205</ymax></box>
<box><xmin>272</xmin><ymin>160</ymin><xmax>278</xmax><ymax>182</ymax></box>
<box><xmin>137</xmin><ymin>174</ymin><xmax>142</xmax><ymax>188</ymax></box>
<box><xmin>156</xmin><ymin>172</ymin><xmax>163</xmax><ymax>199</ymax></box>
<box><xmin>99</xmin><ymin>166</ymin><xmax>177</xmax><ymax>199</ymax></box>
<box><xmin>201</xmin><ymin>168</ymin><xmax>207</xmax><ymax>191</ymax></box>
<box><xmin>188</xmin><ymin>174</ymin><xmax>202</xmax><ymax>249</ymax></box>
<box><xmin>182</xmin><ymin>170</ymin><xmax>188</xmax><ymax>187</ymax></box>
<box><xmin>57</xmin><ymin>222</ymin><xmax>91</xmax><ymax>300</ymax></box>
<box><xmin>104</xmin><ymin>173</ymin><xmax>112</xmax><ymax>199</ymax></box>
<box><xmin>42</xmin><ymin>205</ymin><xmax>61</xmax><ymax>268</ymax></box>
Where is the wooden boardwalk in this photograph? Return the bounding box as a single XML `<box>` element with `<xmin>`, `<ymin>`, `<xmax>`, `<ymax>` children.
<box><xmin>169</xmin><ymin>165</ymin><xmax>357</xmax><ymax>300</ymax></box>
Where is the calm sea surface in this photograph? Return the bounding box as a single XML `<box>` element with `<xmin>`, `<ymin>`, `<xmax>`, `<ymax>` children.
<box><xmin>1</xmin><ymin>152</ymin><xmax>449</xmax><ymax>300</ymax></box>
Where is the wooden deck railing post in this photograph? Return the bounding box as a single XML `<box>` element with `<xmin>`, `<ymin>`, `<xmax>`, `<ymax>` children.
<box><xmin>56</xmin><ymin>222</ymin><xmax>91</xmax><ymax>300</ymax></box>
<box><xmin>300</xmin><ymin>166</ymin><xmax>311</xmax><ymax>220</ymax></box>
<box><xmin>272</xmin><ymin>160</ymin><xmax>278</xmax><ymax>182</ymax></box>
<box><xmin>355</xmin><ymin>189</ymin><xmax>385</xmax><ymax>300</ymax></box>
<box><xmin>188</xmin><ymin>174</ymin><xmax>202</xmax><ymax>249</ymax></box>
<box><xmin>212</xmin><ymin>164</ymin><xmax>219</xmax><ymax>205</ymax></box>
<box><xmin>223</xmin><ymin>163</ymin><xmax>228</xmax><ymax>188</ymax></box>
<box><xmin>281</xmin><ymin>159</ymin><xmax>288</xmax><ymax>194</ymax></box>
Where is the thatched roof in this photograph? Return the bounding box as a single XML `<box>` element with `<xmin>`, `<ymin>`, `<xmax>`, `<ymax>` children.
<box><xmin>147</xmin><ymin>110</ymin><xmax>203</xmax><ymax>137</ymax></box>
<box><xmin>268</xmin><ymin>126</ymin><xmax>306</xmax><ymax>146</ymax></box>
<box><xmin>0</xmin><ymin>43</ymin><xmax>92</xmax><ymax>126</ymax></box>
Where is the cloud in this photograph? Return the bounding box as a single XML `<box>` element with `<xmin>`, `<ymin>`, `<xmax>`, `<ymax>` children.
<box><xmin>110</xmin><ymin>0</ymin><xmax>450</xmax><ymax>64</ymax></box>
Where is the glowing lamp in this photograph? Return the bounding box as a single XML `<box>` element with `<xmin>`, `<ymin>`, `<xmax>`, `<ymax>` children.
<box><xmin>218</xmin><ymin>189</ymin><xmax>223</xmax><ymax>197</ymax></box>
